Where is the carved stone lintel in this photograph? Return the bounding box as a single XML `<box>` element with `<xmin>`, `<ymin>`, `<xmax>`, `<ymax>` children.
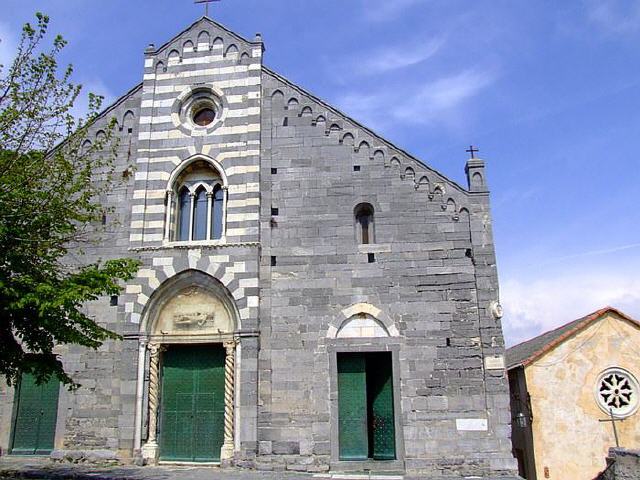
<box><xmin>220</xmin><ymin>339</ymin><xmax>237</xmax><ymax>465</ymax></box>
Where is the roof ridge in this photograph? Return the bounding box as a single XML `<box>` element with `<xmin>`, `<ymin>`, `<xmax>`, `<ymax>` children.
<box><xmin>262</xmin><ymin>67</ymin><xmax>471</xmax><ymax>195</ymax></box>
<box><xmin>507</xmin><ymin>312</ymin><xmax>588</xmax><ymax>351</ymax></box>
<box><xmin>506</xmin><ymin>306</ymin><xmax>639</xmax><ymax>368</ymax></box>
<box><xmin>151</xmin><ymin>16</ymin><xmax>257</xmax><ymax>56</ymax></box>
<box><xmin>94</xmin><ymin>82</ymin><xmax>143</xmax><ymax>124</ymax></box>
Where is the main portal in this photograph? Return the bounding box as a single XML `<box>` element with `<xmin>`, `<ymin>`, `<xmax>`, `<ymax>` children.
<box><xmin>159</xmin><ymin>344</ymin><xmax>225</xmax><ymax>462</ymax></box>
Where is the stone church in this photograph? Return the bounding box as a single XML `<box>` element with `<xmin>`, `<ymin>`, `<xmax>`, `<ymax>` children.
<box><xmin>0</xmin><ymin>17</ymin><xmax>518</xmax><ymax>477</ymax></box>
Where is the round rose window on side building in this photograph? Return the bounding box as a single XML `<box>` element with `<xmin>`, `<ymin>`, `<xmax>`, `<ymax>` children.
<box><xmin>595</xmin><ymin>367</ymin><xmax>639</xmax><ymax>418</ymax></box>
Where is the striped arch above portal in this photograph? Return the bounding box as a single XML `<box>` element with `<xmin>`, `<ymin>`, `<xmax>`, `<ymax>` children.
<box><xmin>327</xmin><ymin>303</ymin><xmax>399</xmax><ymax>339</ymax></box>
<box><xmin>122</xmin><ymin>250</ymin><xmax>259</xmax><ymax>327</ymax></box>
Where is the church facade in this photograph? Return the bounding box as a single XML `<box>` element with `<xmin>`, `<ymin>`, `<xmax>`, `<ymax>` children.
<box><xmin>0</xmin><ymin>18</ymin><xmax>517</xmax><ymax>477</ymax></box>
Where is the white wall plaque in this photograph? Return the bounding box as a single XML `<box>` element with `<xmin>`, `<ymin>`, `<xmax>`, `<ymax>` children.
<box><xmin>484</xmin><ymin>355</ymin><xmax>505</xmax><ymax>370</ymax></box>
<box><xmin>456</xmin><ymin>418</ymin><xmax>488</xmax><ymax>431</ymax></box>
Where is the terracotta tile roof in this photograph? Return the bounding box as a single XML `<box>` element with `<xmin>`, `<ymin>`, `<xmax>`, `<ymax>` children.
<box><xmin>506</xmin><ymin>306</ymin><xmax>640</xmax><ymax>369</ymax></box>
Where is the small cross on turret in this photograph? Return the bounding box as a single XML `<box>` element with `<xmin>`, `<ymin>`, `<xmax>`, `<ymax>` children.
<box><xmin>464</xmin><ymin>145</ymin><xmax>487</xmax><ymax>192</ymax></box>
<box><xmin>466</xmin><ymin>145</ymin><xmax>479</xmax><ymax>159</ymax></box>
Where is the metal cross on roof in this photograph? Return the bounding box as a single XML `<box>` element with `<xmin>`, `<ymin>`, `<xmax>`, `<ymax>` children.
<box><xmin>599</xmin><ymin>408</ymin><xmax>625</xmax><ymax>448</ymax></box>
<box><xmin>466</xmin><ymin>145</ymin><xmax>479</xmax><ymax>159</ymax></box>
<box><xmin>195</xmin><ymin>0</ymin><xmax>221</xmax><ymax>17</ymax></box>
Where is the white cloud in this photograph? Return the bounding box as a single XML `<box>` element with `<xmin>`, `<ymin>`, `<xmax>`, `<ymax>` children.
<box><xmin>587</xmin><ymin>0</ymin><xmax>640</xmax><ymax>35</ymax></box>
<box><xmin>363</xmin><ymin>0</ymin><xmax>423</xmax><ymax>22</ymax></box>
<box><xmin>336</xmin><ymin>68</ymin><xmax>497</xmax><ymax>130</ymax></box>
<box><xmin>537</xmin><ymin>243</ymin><xmax>640</xmax><ymax>267</ymax></box>
<box><xmin>357</xmin><ymin>37</ymin><xmax>444</xmax><ymax>75</ymax></box>
<box><xmin>501</xmin><ymin>272</ymin><xmax>640</xmax><ymax>347</ymax></box>
<box><xmin>394</xmin><ymin>69</ymin><xmax>495</xmax><ymax>122</ymax></box>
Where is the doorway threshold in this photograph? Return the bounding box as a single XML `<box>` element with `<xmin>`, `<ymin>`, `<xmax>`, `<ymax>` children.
<box><xmin>158</xmin><ymin>461</ymin><xmax>221</xmax><ymax>466</ymax></box>
<box><xmin>314</xmin><ymin>474</ymin><xmax>404</xmax><ymax>480</ymax></box>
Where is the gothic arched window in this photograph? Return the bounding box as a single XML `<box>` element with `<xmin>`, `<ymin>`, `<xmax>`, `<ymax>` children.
<box><xmin>211</xmin><ymin>185</ymin><xmax>224</xmax><ymax>240</ymax></box>
<box><xmin>192</xmin><ymin>186</ymin><xmax>208</xmax><ymax>241</ymax></box>
<box><xmin>354</xmin><ymin>203</ymin><xmax>375</xmax><ymax>245</ymax></box>
<box><xmin>168</xmin><ymin>159</ymin><xmax>226</xmax><ymax>242</ymax></box>
<box><xmin>177</xmin><ymin>187</ymin><xmax>191</xmax><ymax>241</ymax></box>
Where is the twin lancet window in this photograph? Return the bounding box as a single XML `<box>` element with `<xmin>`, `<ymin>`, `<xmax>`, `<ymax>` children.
<box><xmin>168</xmin><ymin>160</ymin><xmax>226</xmax><ymax>242</ymax></box>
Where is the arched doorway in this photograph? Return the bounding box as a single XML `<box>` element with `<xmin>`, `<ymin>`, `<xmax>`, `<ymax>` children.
<box><xmin>136</xmin><ymin>270</ymin><xmax>239</xmax><ymax>464</ymax></box>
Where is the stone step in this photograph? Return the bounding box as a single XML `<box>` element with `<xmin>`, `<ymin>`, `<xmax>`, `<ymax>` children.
<box><xmin>313</xmin><ymin>474</ymin><xmax>404</xmax><ymax>480</ymax></box>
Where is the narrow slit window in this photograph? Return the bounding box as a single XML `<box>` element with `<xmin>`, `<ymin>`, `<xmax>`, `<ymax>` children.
<box><xmin>355</xmin><ymin>203</ymin><xmax>375</xmax><ymax>245</ymax></box>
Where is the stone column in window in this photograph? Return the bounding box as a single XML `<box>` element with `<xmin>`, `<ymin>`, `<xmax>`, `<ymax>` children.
<box><xmin>164</xmin><ymin>190</ymin><xmax>173</xmax><ymax>242</ymax></box>
<box><xmin>206</xmin><ymin>190</ymin><xmax>213</xmax><ymax>241</ymax></box>
<box><xmin>220</xmin><ymin>339</ymin><xmax>237</xmax><ymax>464</ymax></box>
<box><xmin>141</xmin><ymin>343</ymin><xmax>162</xmax><ymax>463</ymax></box>
<box><xmin>188</xmin><ymin>192</ymin><xmax>196</xmax><ymax>241</ymax></box>
<box><xmin>221</xmin><ymin>185</ymin><xmax>229</xmax><ymax>240</ymax></box>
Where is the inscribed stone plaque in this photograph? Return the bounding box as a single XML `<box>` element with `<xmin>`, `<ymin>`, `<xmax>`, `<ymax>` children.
<box><xmin>456</xmin><ymin>418</ymin><xmax>488</xmax><ymax>431</ymax></box>
<box><xmin>484</xmin><ymin>355</ymin><xmax>505</xmax><ymax>370</ymax></box>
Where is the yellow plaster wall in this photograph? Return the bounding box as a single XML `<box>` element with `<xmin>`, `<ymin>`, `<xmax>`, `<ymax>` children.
<box><xmin>525</xmin><ymin>313</ymin><xmax>640</xmax><ymax>480</ymax></box>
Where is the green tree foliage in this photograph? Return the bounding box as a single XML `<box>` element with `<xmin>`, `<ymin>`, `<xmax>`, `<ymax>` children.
<box><xmin>0</xmin><ymin>13</ymin><xmax>140</xmax><ymax>387</ymax></box>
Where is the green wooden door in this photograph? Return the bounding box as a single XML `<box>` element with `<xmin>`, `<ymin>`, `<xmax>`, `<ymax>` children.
<box><xmin>338</xmin><ymin>353</ymin><xmax>368</xmax><ymax>460</ymax></box>
<box><xmin>368</xmin><ymin>353</ymin><xmax>396</xmax><ymax>460</ymax></box>
<box><xmin>11</xmin><ymin>374</ymin><xmax>60</xmax><ymax>455</ymax></box>
<box><xmin>159</xmin><ymin>345</ymin><xmax>225</xmax><ymax>462</ymax></box>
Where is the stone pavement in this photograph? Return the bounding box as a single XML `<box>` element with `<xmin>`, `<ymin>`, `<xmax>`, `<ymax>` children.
<box><xmin>0</xmin><ymin>457</ymin><xmax>522</xmax><ymax>480</ymax></box>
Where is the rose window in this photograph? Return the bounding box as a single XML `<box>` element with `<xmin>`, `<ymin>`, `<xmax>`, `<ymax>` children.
<box><xmin>596</xmin><ymin>368</ymin><xmax>639</xmax><ymax>418</ymax></box>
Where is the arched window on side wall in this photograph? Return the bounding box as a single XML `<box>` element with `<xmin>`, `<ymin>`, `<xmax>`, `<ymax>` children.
<box><xmin>168</xmin><ymin>159</ymin><xmax>226</xmax><ymax>242</ymax></box>
<box><xmin>354</xmin><ymin>203</ymin><xmax>375</xmax><ymax>245</ymax></box>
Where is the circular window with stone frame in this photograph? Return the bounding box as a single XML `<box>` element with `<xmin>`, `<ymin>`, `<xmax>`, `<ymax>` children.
<box><xmin>595</xmin><ymin>367</ymin><xmax>639</xmax><ymax>418</ymax></box>
<box><xmin>173</xmin><ymin>86</ymin><xmax>226</xmax><ymax>134</ymax></box>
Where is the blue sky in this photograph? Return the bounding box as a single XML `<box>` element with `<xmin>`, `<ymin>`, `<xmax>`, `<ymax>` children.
<box><xmin>3</xmin><ymin>0</ymin><xmax>640</xmax><ymax>345</ymax></box>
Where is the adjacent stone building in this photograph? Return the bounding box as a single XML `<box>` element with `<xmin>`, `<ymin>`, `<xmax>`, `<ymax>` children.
<box><xmin>507</xmin><ymin>307</ymin><xmax>640</xmax><ymax>480</ymax></box>
<box><xmin>0</xmin><ymin>17</ymin><xmax>518</xmax><ymax>477</ymax></box>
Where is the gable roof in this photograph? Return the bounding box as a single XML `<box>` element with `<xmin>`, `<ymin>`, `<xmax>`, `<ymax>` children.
<box><xmin>90</xmin><ymin>17</ymin><xmax>473</xmax><ymax>196</ymax></box>
<box><xmin>263</xmin><ymin>68</ymin><xmax>470</xmax><ymax>195</ymax></box>
<box><xmin>149</xmin><ymin>16</ymin><xmax>257</xmax><ymax>56</ymax></box>
<box><xmin>506</xmin><ymin>306</ymin><xmax>640</xmax><ymax>369</ymax></box>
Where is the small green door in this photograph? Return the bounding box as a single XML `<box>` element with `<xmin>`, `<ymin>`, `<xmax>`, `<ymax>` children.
<box><xmin>11</xmin><ymin>374</ymin><xmax>60</xmax><ymax>455</ymax></box>
<box><xmin>337</xmin><ymin>352</ymin><xmax>396</xmax><ymax>461</ymax></box>
<box><xmin>368</xmin><ymin>353</ymin><xmax>396</xmax><ymax>460</ymax></box>
<box><xmin>159</xmin><ymin>345</ymin><xmax>225</xmax><ymax>462</ymax></box>
<box><xmin>338</xmin><ymin>354</ymin><xmax>368</xmax><ymax>460</ymax></box>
